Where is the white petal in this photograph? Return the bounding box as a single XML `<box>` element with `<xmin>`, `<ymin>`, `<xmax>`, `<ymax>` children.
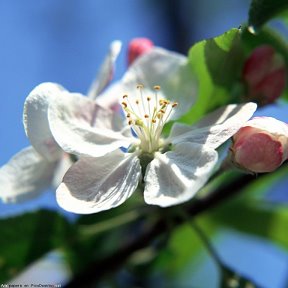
<box><xmin>48</xmin><ymin>92</ymin><xmax>133</xmax><ymax>157</ymax></box>
<box><xmin>119</xmin><ymin>47</ymin><xmax>197</xmax><ymax>119</ymax></box>
<box><xmin>87</xmin><ymin>40</ymin><xmax>122</xmax><ymax>100</ymax></box>
<box><xmin>23</xmin><ymin>82</ymin><xmax>66</xmax><ymax>161</ymax></box>
<box><xmin>169</xmin><ymin>103</ymin><xmax>257</xmax><ymax>149</ymax></box>
<box><xmin>51</xmin><ymin>153</ymin><xmax>74</xmax><ymax>188</ymax></box>
<box><xmin>242</xmin><ymin>116</ymin><xmax>288</xmax><ymax>136</ymax></box>
<box><xmin>56</xmin><ymin>151</ymin><xmax>141</xmax><ymax>214</ymax></box>
<box><xmin>96</xmin><ymin>81</ymin><xmax>123</xmax><ymax>111</ymax></box>
<box><xmin>0</xmin><ymin>146</ymin><xmax>57</xmax><ymax>203</ymax></box>
<box><xmin>144</xmin><ymin>142</ymin><xmax>218</xmax><ymax>207</ymax></box>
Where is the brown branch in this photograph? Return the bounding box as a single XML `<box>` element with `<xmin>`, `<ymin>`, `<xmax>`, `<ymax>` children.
<box><xmin>65</xmin><ymin>173</ymin><xmax>259</xmax><ymax>288</ymax></box>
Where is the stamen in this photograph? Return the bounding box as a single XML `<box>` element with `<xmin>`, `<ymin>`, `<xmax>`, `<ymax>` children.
<box><xmin>157</xmin><ymin>113</ymin><xmax>162</xmax><ymax>119</ymax></box>
<box><xmin>120</xmin><ymin>84</ymin><xmax>177</xmax><ymax>153</ymax></box>
<box><xmin>137</xmin><ymin>84</ymin><xmax>144</xmax><ymax>89</ymax></box>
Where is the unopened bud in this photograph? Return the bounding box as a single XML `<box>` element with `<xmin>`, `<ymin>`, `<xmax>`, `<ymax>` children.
<box><xmin>230</xmin><ymin>117</ymin><xmax>288</xmax><ymax>173</ymax></box>
<box><xmin>128</xmin><ymin>38</ymin><xmax>154</xmax><ymax>66</ymax></box>
<box><xmin>242</xmin><ymin>45</ymin><xmax>286</xmax><ymax>105</ymax></box>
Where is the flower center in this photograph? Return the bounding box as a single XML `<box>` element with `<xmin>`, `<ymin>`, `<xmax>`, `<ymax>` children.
<box><xmin>121</xmin><ymin>84</ymin><xmax>177</xmax><ymax>153</ymax></box>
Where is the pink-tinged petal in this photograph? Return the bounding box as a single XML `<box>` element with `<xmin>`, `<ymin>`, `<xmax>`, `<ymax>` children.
<box><xmin>144</xmin><ymin>143</ymin><xmax>218</xmax><ymax>207</ymax></box>
<box><xmin>128</xmin><ymin>38</ymin><xmax>154</xmax><ymax>66</ymax></box>
<box><xmin>56</xmin><ymin>151</ymin><xmax>141</xmax><ymax>214</ymax></box>
<box><xmin>243</xmin><ymin>45</ymin><xmax>286</xmax><ymax>105</ymax></box>
<box><xmin>169</xmin><ymin>103</ymin><xmax>257</xmax><ymax>149</ymax></box>
<box><xmin>233</xmin><ymin>131</ymin><xmax>283</xmax><ymax>173</ymax></box>
<box><xmin>48</xmin><ymin>92</ymin><xmax>134</xmax><ymax>157</ymax></box>
<box><xmin>87</xmin><ymin>40</ymin><xmax>122</xmax><ymax>100</ymax></box>
<box><xmin>239</xmin><ymin>116</ymin><xmax>288</xmax><ymax>136</ymax></box>
<box><xmin>119</xmin><ymin>47</ymin><xmax>197</xmax><ymax>119</ymax></box>
<box><xmin>0</xmin><ymin>146</ymin><xmax>57</xmax><ymax>203</ymax></box>
<box><xmin>243</xmin><ymin>46</ymin><xmax>275</xmax><ymax>85</ymax></box>
<box><xmin>23</xmin><ymin>82</ymin><xmax>66</xmax><ymax>161</ymax></box>
<box><xmin>230</xmin><ymin>117</ymin><xmax>288</xmax><ymax>173</ymax></box>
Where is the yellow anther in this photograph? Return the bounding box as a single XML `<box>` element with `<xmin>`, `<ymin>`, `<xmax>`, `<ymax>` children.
<box><xmin>123</xmin><ymin>94</ymin><xmax>128</xmax><ymax>99</ymax></box>
<box><xmin>128</xmin><ymin>120</ymin><xmax>133</xmax><ymax>125</ymax></box>
<box><xmin>126</xmin><ymin>113</ymin><xmax>131</xmax><ymax>118</ymax></box>
<box><xmin>122</xmin><ymin>102</ymin><xmax>127</xmax><ymax>108</ymax></box>
<box><xmin>137</xmin><ymin>84</ymin><xmax>144</xmax><ymax>89</ymax></box>
<box><xmin>144</xmin><ymin>114</ymin><xmax>149</xmax><ymax>118</ymax></box>
<box><xmin>160</xmin><ymin>109</ymin><xmax>165</xmax><ymax>114</ymax></box>
<box><xmin>152</xmin><ymin>119</ymin><xmax>157</xmax><ymax>123</ymax></box>
<box><xmin>154</xmin><ymin>85</ymin><xmax>161</xmax><ymax>90</ymax></box>
<box><xmin>172</xmin><ymin>102</ymin><xmax>178</xmax><ymax>108</ymax></box>
<box><xmin>159</xmin><ymin>99</ymin><xmax>169</xmax><ymax>106</ymax></box>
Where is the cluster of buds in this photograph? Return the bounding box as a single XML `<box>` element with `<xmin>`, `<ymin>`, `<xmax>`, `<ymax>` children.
<box><xmin>242</xmin><ymin>45</ymin><xmax>286</xmax><ymax>105</ymax></box>
<box><xmin>229</xmin><ymin>117</ymin><xmax>288</xmax><ymax>173</ymax></box>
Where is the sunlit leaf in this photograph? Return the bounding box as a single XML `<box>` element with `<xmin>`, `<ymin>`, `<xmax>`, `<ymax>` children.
<box><xmin>181</xmin><ymin>28</ymin><xmax>245</xmax><ymax>125</ymax></box>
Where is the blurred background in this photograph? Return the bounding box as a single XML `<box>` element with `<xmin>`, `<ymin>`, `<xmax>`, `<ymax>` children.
<box><xmin>0</xmin><ymin>0</ymin><xmax>288</xmax><ymax>287</ymax></box>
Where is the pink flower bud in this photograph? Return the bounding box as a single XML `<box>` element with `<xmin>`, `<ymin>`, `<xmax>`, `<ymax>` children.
<box><xmin>230</xmin><ymin>117</ymin><xmax>288</xmax><ymax>173</ymax></box>
<box><xmin>127</xmin><ymin>38</ymin><xmax>154</xmax><ymax>66</ymax></box>
<box><xmin>242</xmin><ymin>45</ymin><xmax>286</xmax><ymax>105</ymax></box>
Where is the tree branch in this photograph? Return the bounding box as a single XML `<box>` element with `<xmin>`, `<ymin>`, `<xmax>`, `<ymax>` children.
<box><xmin>65</xmin><ymin>173</ymin><xmax>259</xmax><ymax>287</ymax></box>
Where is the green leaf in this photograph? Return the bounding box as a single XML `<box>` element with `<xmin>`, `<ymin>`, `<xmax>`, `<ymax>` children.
<box><xmin>182</xmin><ymin>28</ymin><xmax>245</xmax><ymax>125</ymax></box>
<box><xmin>0</xmin><ymin>210</ymin><xmax>71</xmax><ymax>282</ymax></box>
<box><xmin>248</xmin><ymin>0</ymin><xmax>288</xmax><ymax>33</ymax></box>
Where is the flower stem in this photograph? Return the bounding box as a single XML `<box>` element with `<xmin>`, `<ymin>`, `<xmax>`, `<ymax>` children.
<box><xmin>175</xmin><ymin>208</ymin><xmax>224</xmax><ymax>269</ymax></box>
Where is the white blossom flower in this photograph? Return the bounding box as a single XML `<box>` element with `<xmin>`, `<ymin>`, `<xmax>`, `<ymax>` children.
<box><xmin>47</xmin><ymin>48</ymin><xmax>257</xmax><ymax>214</ymax></box>
<box><xmin>0</xmin><ymin>41</ymin><xmax>122</xmax><ymax>203</ymax></box>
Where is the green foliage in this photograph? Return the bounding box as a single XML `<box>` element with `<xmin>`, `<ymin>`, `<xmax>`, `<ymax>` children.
<box><xmin>0</xmin><ymin>210</ymin><xmax>71</xmax><ymax>282</ymax></box>
<box><xmin>248</xmin><ymin>0</ymin><xmax>288</xmax><ymax>32</ymax></box>
<box><xmin>181</xmin><ymin>29</ymin><xmax>245</xmax><ymax>125</ymax></box>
